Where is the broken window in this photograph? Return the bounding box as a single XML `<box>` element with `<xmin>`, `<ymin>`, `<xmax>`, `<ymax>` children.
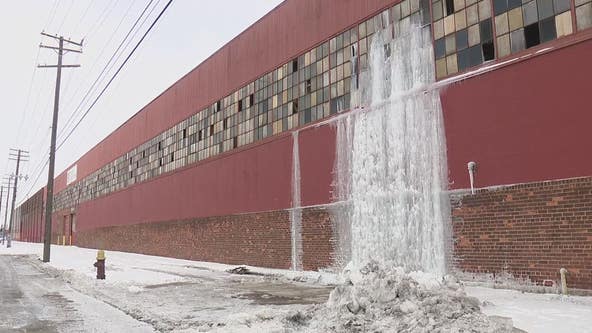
<box><xmin>445</xmin><ymin>0</ymin><xmax>454</xmax><ymax>16</ymax></box>
<box><xmin>482</xmin><ymin>40</ymin><xmax>495</xmax><ymax>61</ymax></box>
<box><xmin>524</xmin><ymin>23</ymin><xmax>540</xmax><ymax>48</ymax></box>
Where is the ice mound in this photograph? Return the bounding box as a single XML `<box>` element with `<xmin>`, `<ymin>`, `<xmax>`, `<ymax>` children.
<box><xmin>286</xmin><ymin>262</ymin><xmax>515</xmax><ymax>332</ymax></box>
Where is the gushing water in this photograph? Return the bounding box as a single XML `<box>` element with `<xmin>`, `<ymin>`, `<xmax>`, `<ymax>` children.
<box><xmin>336</xmin><ymin>18</ymin><xmax>450</xmax><ymax>276</ymax></box>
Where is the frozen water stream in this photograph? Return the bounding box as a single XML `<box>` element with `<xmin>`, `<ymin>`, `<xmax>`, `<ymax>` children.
<box><xmin>336</xmin><ymin>17</ymin><xmax>450</xmax><ymax>275</ymax></box>
<box><xmin>297</xmin><ymin>18</ymin><xmax>517</xmax><ymax>332</ymax></box>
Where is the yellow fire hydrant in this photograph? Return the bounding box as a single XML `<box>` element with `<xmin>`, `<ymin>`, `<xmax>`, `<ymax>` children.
<box><xmin>93</xmin><ymin>250</ymin><xmax>106</xmax><ymax>280</ymax></box>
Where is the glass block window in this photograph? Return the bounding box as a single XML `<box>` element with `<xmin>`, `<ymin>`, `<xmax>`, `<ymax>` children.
<box><xmin>576</xmin><ymin>0</ymin><xmax>592</xmax><ymax>30</ymax></box>
<box><xmin>434</xmin><ymin>0</ymin><xmax>495</xmax><ymax>78</ymax></box>
<box><xmin>495</xmin><ymin>0</ymin><xmax>574</xmax><ymax>58</ymax></box>
<box><xmin>329</xmin><ymin>27</ymin><xmax>355</xmax><ymax>115</ymax></box>
<box><xmin>54</xmin><ymin>0</ymin><xmax>591</xmax><ymax>212</ymax></box>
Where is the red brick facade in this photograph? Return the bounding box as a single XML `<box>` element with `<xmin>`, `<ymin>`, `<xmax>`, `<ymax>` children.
<box><xmin>451</xmin><ymin>177</ymin><xmax>592</xmax><ymax>290</ymax></box>
<box><xmin>75</xmin><ymin>207</ymin><xmax>341</xmax><ymax>271</ymax></box>
<box><xmin>72</xmin><ymin>177</ymin><xmax>592</xmax><ymax>290</ymax></box>
<box><xmin>301</xmin><ymin>207</ymin><xmax>338</xmax><ymax>271</ymax></box>
<box><xmin>76</xmin><ymin>211</ymin><xmax>293</xmax><ymax>269</ymax></box>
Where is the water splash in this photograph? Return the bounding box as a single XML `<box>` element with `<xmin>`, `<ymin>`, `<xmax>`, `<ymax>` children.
<box><xmin>336</xmin><ymin>18</ymin><xmax>450</xmax><ymax>276</ymax></box>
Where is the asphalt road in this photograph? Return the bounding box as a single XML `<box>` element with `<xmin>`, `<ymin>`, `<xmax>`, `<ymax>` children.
<box><xmin>0</xmin><ymin>255</ymin><xmax>153</xmax><ymax>333</ymax></box>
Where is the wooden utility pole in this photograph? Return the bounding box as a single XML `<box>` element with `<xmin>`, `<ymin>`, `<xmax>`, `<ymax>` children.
<box><xmin>38</xmin><ymin>32</ymin><xmax>82</xmax><ymax>262</ymax></box>
<box><xmin>0</xmin><ymin>186</ymin><xmax>4</xmax><ymax>242</ymax></box>
<box><xmin>2</xmin><ymin>179</ymin><xmax>11</xmax><ymax>243</ymax></box>
<box><xmin>1</xmin><ymin>178</ymin><xmax>12</xmax><ymax>245</ymax></box>
<box><xmin>7</xmin><ymin>149</ymin><xmax>29</xmax><ymax>247</ymax></box>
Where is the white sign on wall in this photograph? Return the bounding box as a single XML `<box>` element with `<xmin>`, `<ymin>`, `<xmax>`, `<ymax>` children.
<box><xmin>67</xmin><ymin>165</ymin><xmax>77</xmax><ymax>185</ymax></box>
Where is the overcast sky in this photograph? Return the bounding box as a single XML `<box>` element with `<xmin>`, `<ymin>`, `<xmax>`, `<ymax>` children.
<box><xmin>0</xmin><ymin>0</ymin><xmax>283</xmax><ymax>205</ymax></box>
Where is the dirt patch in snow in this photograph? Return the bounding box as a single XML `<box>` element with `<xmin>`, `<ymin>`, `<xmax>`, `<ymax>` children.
<box><xmin>226</xmin><ymin>266</ymin><xmax>266</xmax><ymax>276</ymax></box>
<box><xmin>144</xmin><ymin>281</ymin><xmax>199</xmax><ymax>289</ymax></box>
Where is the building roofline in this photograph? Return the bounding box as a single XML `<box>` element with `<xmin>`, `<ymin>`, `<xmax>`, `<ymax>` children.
<box><xmin>57</xmin><ymin>0</ymin><xmax>288</xmax><ymax>177</ymax></box>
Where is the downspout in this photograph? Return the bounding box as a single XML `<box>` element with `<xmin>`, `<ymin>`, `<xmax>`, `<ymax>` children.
<box><xmin>560</xmin><ymin>268</ymin><xmax>568</xmax><ymax>295</ymax></box>
<box><xmin>467</xmin><ymin>161</ymin><xmax>477</xmax><ymax>195</ymax></box>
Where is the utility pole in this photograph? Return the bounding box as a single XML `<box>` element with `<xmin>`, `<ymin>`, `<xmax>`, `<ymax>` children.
<box><xmin>7</xmin><ymin>149</ymin><xmax>29</xmax><ymax>248</ymax></box>
<box><xmin>0</xmin><ymin>186</ymin><xmax>4</xmax><ymax>243</ymax></box>
<box><xmin>38</xmin><ymin>32</ymin><xmax>82</xmax><ymax>262</ymax></box>
<box><xmin>1</xmin><ymin>178</ymin><xmax>12</xmax><ymax>245</ymax></box>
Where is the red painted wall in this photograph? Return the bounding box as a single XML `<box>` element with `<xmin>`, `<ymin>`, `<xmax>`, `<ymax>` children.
<box><xmin>298</xmin><ymin>124</ymin><xmax>337</xmax><ymax>206</ymax></box>
<box><xmin>45</xmin><ymin>0</ymin><xmax>591</xmax><ymax>236</ymax></box>
<box><xmin>70</xmin><ymin>120</ymin><xmax>339</xmax><ymax>231</ymax></box>
<box><xmin>442</xmin><ymin>38</ymin><xmax>592</xmax><ymax>189</ymax></box>
<box><xmin>74</xmin><ymin>135</ymin><xmax>293</xmax><ymax>231</ymax></box>
<box><xmin>60</xmin><ymin>36</ymin><xmax>592</xmax><ymax>230</ymax></box>
<box><xmin>54</xmin><ymin>0</ymin><xmax>398</xmax><ymax>193</ymax></box>
<box><xmin>14</xmin><ymin>188</ymin><xmax>44</xmax><ymax>243</ymax></box>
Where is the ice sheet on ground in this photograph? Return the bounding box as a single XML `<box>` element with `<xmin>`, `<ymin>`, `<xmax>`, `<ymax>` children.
<box><xmin>2</xmin><ymin>242</ymin><xmax>592</xmax><ymax>332</ymax></box>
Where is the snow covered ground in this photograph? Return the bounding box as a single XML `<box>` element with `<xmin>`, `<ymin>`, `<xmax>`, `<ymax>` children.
<box><xmin>1</xmin><ymin>242</ymin><xmax>591</xmax><ymax>332</ymax></box>
<box><xmin>468</xmin><ymin>285</ymin><xmax>592</xmax><ymax>333</ymax></box>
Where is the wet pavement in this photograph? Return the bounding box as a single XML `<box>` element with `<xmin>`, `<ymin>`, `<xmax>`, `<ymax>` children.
<box><xmin>0</xmin><ymin>254</ymin><xmax>333</xmax><ymax>332</ymax></box>
<box><xmin>0</xmin><ymin>255</ymin><xmax>153</xmax><ymax>333</ymax></box>
<box><xmin>231</xmin><ymin>281</ymin><xmax>332</xmax><ymax>305</ymax></box>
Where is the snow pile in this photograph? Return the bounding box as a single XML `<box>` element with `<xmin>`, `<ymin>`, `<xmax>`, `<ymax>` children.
<box><xmin>287</xmin><ymin>262</ymin><xmax>515</xmax><ymax>332</ymax></box>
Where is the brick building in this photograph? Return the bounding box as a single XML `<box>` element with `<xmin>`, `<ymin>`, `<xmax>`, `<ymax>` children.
<box><xmin>14</xmin><ymin>0</ymin><xmax>592</xmax><ymax>290</ymax></box>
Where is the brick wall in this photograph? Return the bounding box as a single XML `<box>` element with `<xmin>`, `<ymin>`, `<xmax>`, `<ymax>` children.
<box><xmin>451</xmin><ymin>177</ymin><xmax>592</xmax><ymax>290</ymax></box>
<box><xmin>76</xmin><ymin>210</ymin><xmax>293</xmax><ymax>269</ymax></box>
<box><xmin>75</xmin><ymin>207</ymin><xmax>340</xmax><ymax>271</ymax></box>
<box><xmin>301</xmin><ymin>207</ymin><xmax>338</xmax><ymax>271</ymax></box>
<box><xmin>73</xmin><ymin>176</ymin><xmax>592</xmax><ymax>290</ymax></box>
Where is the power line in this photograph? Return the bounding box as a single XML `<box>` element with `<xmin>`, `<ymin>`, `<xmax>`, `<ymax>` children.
<box><xmin>17</xmin><ymin>0</ymin><xmax>155</xmax><ymax>204</ymax></box>
<box><xmin>38</xmin><ymin>34</ymin><xmax>83</xmax><ymax>263</ymax></box>
<box><xmin>58</xmin><ymin>0</ymin><xmax>119</xmax><ymax>116</ymax></box>
<box><xmin>53</xmin><ymin>50</ymin><xmax>83</xmax><ymax>122</ymax></box>
<box><xmin>58</xmin><ymin>0</ymin><xmax>157</xmax><ymax>144</ymax></box>
<box><xmin>22</xmin><ymin>69</ymin><xmax>52</xmax><ymax>148</ymax></box>
<box><xmin>15</xmin><ymin>47</ymin><xmax>42</xmax><ymax>148</ymax></box>
<box><xmin>71</xmin><ymin>1</ymin><xmax>95</xmax><ymax>35</ymax></box>
<box><xmin>56</xmin><ymin>0</ymin><xmax>174</xmax><ymax>152</ymax></box>
<box><xmin>84</xmin><ymin>0</ymin><xmax>121</xmax><ymax>40</ymax></box>
<box><xmin>54</xmin><ymin>1</ymin><xmax>118</xmax><ymax>125</ymax></box>
<box><xmin>0</xmin><ymin>158</ymin><xmax>9</xmax><ymax>187</ymax></box>
<box><xmin>17</xmin><ymin>156</ymin><xmax>49</xmax><ymax>206</ymax></box>
<box><xmin>16</xmin><ymin>0</ymin><xmax>68</xmax><ymax>149</ymax></box>
<box><xmin>6</xmin><ymin>149</ymin><xmax>30</xmax><ymax>248</ymax></box>
<box><xmin>44</xmin><ymin>0</ymin><xmax>61</xmax><ymax>31</ymax></box>
<box><xmin>56</xmin><ymin>0</ymin><xmax>75</xmax><ymax>34</ymax></box>
<box><xmin>17</xmin><ymin>1</ymin><xmax>72</xmax><ymax>157</ymax></box>
<box><xmin>5</xmin><ymin>2</ymin><xmax>56</xmax><ymax>202</ymax></box>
